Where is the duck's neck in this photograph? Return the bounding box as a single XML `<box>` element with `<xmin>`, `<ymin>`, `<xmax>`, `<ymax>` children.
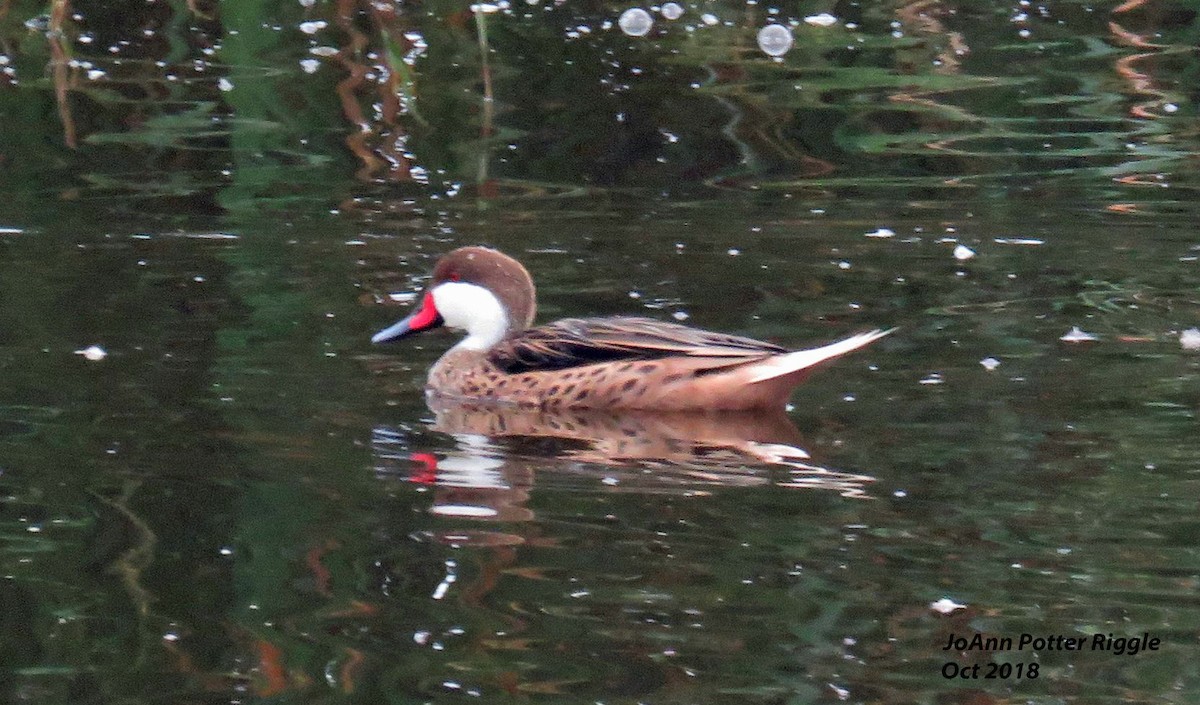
<box><xmin>432</xmin><ymin>281</ymin><xmax>512</xmax><ymax>351</ymax></box>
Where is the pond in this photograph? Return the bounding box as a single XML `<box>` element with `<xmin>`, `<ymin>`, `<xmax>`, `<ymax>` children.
<box><xmin>1</xmin><ymin>1</ymin><xmax>1199</xmax><ymax>703</ymax></box>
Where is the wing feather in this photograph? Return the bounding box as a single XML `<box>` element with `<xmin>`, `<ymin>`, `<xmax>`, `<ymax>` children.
<box><xmin>488</xmin><ymin>317</ymin><xmax>785</xmax><ymax>373</ymax></box>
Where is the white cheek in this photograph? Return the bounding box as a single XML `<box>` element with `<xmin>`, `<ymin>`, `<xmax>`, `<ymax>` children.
<box><xmin>431</xmin><ymin>282</ymin><xmax>509</xmax><ymax>350</ymax></box>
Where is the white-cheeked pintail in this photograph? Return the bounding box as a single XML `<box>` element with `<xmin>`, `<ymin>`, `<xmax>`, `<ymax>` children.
<box><xmin>372</xmin><ymin>247</ymin><xmax>893</xmax><ymax>411</ymax></box>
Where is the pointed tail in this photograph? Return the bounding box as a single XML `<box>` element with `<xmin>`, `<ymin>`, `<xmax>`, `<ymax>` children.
<box><xmin>747</xmin><ymin>328</ymin><xmax>896</xmax><ymax>384</ymax></box>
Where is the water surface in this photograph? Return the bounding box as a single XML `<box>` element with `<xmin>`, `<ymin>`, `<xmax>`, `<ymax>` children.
<box><xmin>2</xmin><ymin>1</ymin><xmax>1199</xmax><ymax>703</ymax></box>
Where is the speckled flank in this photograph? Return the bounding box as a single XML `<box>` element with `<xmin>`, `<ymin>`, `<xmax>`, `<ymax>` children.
<box><xmin>428</xmin><ymin>348</ymin><xmax>798</xmax><ymax>411</ymax></box>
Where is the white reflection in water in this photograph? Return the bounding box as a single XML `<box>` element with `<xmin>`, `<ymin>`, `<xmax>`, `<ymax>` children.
<box><xmin>661</xmin><ymin>2</ymin><xmax>683</xmax><ymax>20</ymax></box>
<box><xmin>1060</xmin><ymin>326</ymin><xmax>1099</xmax><ymax>343</ymax></box>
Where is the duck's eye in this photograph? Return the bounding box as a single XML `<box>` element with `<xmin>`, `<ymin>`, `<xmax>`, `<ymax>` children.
<box><xmin>448</xmin><ymin>272</ymin><xmax>461</xmax><ymax>281</ymax></box>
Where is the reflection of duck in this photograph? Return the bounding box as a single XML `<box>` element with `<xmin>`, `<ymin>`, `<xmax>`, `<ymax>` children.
<box><xmin>372</xmin><ymin>247</ymin><xmax>892</xmax><ymax>411</ymax></box>
<box><xmin>429</xmin><ymin>398</ymin><xmax>808</xmax><ymax>466</ymax></box>
<box><xmin>373</xmin><ymin>399</ymin><xmax>876</xmax><ymax>500</ymax></box>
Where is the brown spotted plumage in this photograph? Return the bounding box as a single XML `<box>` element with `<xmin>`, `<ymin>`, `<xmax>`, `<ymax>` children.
<box><xmin>373</xmin><ymin>247</ymin><xmax>893</xmax><ymax>411</ymax></box>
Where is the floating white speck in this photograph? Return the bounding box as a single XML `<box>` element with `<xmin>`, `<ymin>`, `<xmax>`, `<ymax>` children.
<box><xmin>298</xmin><ymin>20</ymin><xmax>326</xmax><ymax>34</ymax></box>
<box><xmin>953</xmin><ymin>244</ymin><xmax>975</xmax><ymax>261</ymax></box>
<box><xmin>430</xmin><ymin>504</ymin><xmax>498</xmax><ymax>518</ymax></box>
<box><xmin>1060</xmin><ymin>326</ymin><xmax>1099</xmax><ymax>343</ymax></box>
<box><xmin>865</xmin><ymin>228</ymin><xmax>894</xmax><ymax>238</ymax></box>
<box><xmin>980</xmin><ymin>357</ymin><xmax>1000</xmax><ymax>371</ymax></box>
<box><xmin>930</xmin><ymin>597</ymin><xmax>966</xmax><ymax>614</ymax></box>
<box><xmin>757</xmin><ymin>24</ymin><xmax>794</xmax><ymax>57</ymax></box>
<box><xmin>700</xmin><ymin>13</ymin><xmax>719</xmax><ymax>26</ymax></box>
<box><xmin>602</xmin><ymin>476</ymin><xmax>619</xmax><ymax>486</ymax></box>
<box><xmin>309</xmin><ymin>46</ymin><xmax>339</xmax><ymax>57</ymax></box>
<box><xmin>672</xmin><ymin>311</ymin><xmax>689</xmax><ymax>321</ymax></box>
<box><xmin>1180</xmin><ymin>328</ymin><xmax>1200</xmax><ymax>351</ymax></box>
<box><xmin>87</xmin><ymin>69</ymin><xmax>106</xmax><ymax>80</ymax></box>
<box><xmin>217</xmin><ymin>77</ymin><xmax>234</xmax><ymax>92</ymax></box>
<box><xmin>470</xmin><ymin>3</ymin><xmax>502</xmax><ymax>13</ymax></box>
<box><xmin>300</xmin><ymin>58</ymin><xmax>320</xmax><ymax>74</ymax></box>
<box><xmin>804</xmin><ymin>13</ymin><xmax>838</xmax><ymax>27</ymax></box>
<box><xmin>618</xmin><ymin>8</ymin><xmax>653</xmax><ymax>36</ymax></box>
<box><xmin>993</xmin><ymin>237</ymin><xmax>1044</xmax><ymax>246</ymax></box>
<box><xmin>918</xmin><ymin>373</ymin><xmax>943</xmax><ymax>385</ymax></box>
<box><xmin>75</xmin><ymin>345</ymin><xmax>107</xmax><ymax>361</ymax></box>
<box><xmin>1164</xmin><ymin>103</ymin><xmax>1179</xmax><ymax>114</ymax></box>
<box><xmin>727</xmin><ymin>248</ymin><xmax>740</xmax><ymax>256</ymax></box>
<box><xmin>661</xmin><ymin>2</ymin><xmax>683</xmax><ymax>20</ymax></box>
<box><xmin>181</xmin><ymin>232</ymin><xmax>239</xmax><ymax>239</ymax></box>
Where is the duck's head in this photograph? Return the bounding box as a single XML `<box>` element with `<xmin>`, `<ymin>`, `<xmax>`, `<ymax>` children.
<box><xmin>371</xmin><ymin>247</ymin><xmax>536</xmax><ymax>350</ymax></box>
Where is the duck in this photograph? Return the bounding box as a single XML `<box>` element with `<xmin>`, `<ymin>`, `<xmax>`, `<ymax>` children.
<box><xmin>372</xmin><ymin>246</ymin><xmax>892</xmax><ymax>411</ymax></box>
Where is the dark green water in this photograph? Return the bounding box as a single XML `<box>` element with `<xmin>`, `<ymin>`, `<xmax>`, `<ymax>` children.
<box><xmin>2</xmin><ymin>1</ymin><xmax>1199</xmax><ymax>703</ymax></box>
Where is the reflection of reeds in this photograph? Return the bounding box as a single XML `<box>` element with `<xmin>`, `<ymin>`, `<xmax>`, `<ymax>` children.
<box><xmin>48</xmin><ymin>0</ymin><xmax>79</xmax><ymax>148</ymax></box>
<box><xmin>1108</xmin><ymin>19</ymin><xmax>1181</xmax><ymax>119</ymax></box>
<box><xmin>896</xmin><ymin>0</ymin><xmax>970</xmax><ymax>75</ymax></box>
<box><xmin>332</xmin><ymin>0</ymin><xmax>413</xmax><ymax>182</ymax></box>
<box><xmin>90</xmin><ymin>479</ymin><xmax>158</xmax><ymax>648</ymax></box>
<box><xmin>475</xmin><ymin>7</ymin><xmax>496</xmax><ymax>191</ymax></box>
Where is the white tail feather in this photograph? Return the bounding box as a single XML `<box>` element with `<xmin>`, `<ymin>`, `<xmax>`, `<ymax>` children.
<box><xmin>747</xmin><ymin>328</ymin><xmax>895</xmax><ymax>384</ymax></box>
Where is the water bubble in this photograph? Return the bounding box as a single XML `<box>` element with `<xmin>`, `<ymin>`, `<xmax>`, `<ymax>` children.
<box><xmin>953</xmin><ymin>244</ymin><xmax>975</xmax><ymax>260</ymax></box>
<box><xmin>618</xmin><ymin>8</ymin><xmax>653</xmax><ymax>36</ymax></box>
<box><xmin>980</xmin><ymin>357</ymin><xmax>1000</xmax><ymax>371</ymax></box>
<box><xmin>298</xmin><ymin>20</ymin><xmax>326</xmax><ymax>34</ymax></box>
<box><xmin>217</xmin><ymin>77</ymin><xmax>234</xmax><ymax>92</ymax></box>
<box><xmin>300</xmin><ymin>58</ymin><xmax>320</xmax><ymax>74</ymax></box>
<box><xmin>700</xmin><ymin>13</ymin><xmax>718</xmax><ymax>26</ymax></box>
<box><xmin>1181</xmin><ymin>328</ymin><xmax>1200</xmax><ymax>351</ymax></box>
<box><xmin>661</xmin><ymin>2</ymin><xmax>683</xmax><ymax>20</ymax></box>
<box><xmin>757</xmin><ymin>24</ymin><xmax>793</xmax><ymax>56</ymax></box>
